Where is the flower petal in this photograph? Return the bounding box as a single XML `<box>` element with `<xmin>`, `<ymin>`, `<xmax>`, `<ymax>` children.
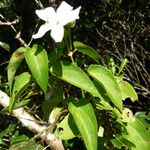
<box><xmin>50</xmin><ymin>26</ymin><xmax>64</xmax><ymax>42</ymax></box>
<box><xmin>35</xmin><ymin>7</ymin><xmax>56</xmax><ymax>21</ymax></box>
<box><xmin>71</xmin><ymin>6</ymin><xmax>81</xmax><ymax>20</ymax></box>
<box><xmin>57</xmin><ymin>4</ymin><xmax>81</xmax><ymax>26</ymax></box>
<box><xmin>66</xmin><ymin>6</ymin><xmax>81</xmax><ymax>24</ymax></box>
<box><xmin>57</xmin><ymin>1</ymin><xmax>73</xmax><ymax>15</ymax></box>
<box><xmin>32</xmin><ymin>23</ymin><xmax>51</xmax><ymax>39</ymax></box>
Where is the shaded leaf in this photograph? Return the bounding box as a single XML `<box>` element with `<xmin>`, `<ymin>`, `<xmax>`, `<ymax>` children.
<box><xmin>0</xmin><ymin>124</ymin><xmax>16</xmax><ymax>138</ymax></box>
<box><xmin>7</xmin><ymin>47</ymin><xmax>26</xmax><ymax>90</ymax></box>
<box><xmin>42</xmin><ymin>88</ymin><xmax>63</xmax><ymax>121</ymax></box>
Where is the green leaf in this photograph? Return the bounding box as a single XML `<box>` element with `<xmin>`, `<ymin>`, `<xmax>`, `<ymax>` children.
<box><xmin>116</xmin><ymin>77</ymin><xmax>138</xmax><ymax>102</ymax></box>
<box><xmin>12</xmin><ymin>72</ymin><xmax>31</xmax><ymax>99</ymax></box>
<box><xmin>73</xmin><ymin>41</ymin><xmax>101</xmax><ymax>63</ymax></box>
<box><xmin>25</xmin><ymin>45</ymin><xmax>48</xmax><ymax>94</ymax></box>
<box><xmin>10</xmin><ymin>134</ymin><xmax>44</xmax><ymax>150</ymax></box>
<box><xmin>10</xmin><ymin>143</ymin><xmax>44</xmax><ymax>150</ymax></box>
<box><xmin>10</xmin><ymin>135</ymin><xmax>29</xmax><ymax>145</ymax></box>
<box><xmin>88</xmin><ymin>65</ymin><xmax>122</xmax><ymax>111</ymax></box>
<box><xmin>111</xmin><ymin>136</ymin><xmax>135</xmax><ymax>149</ymax></box>
<box><xmin>55</xmin><ymin>114</ymin><xmax>80</xmax><ymax>140</ymax></box>
<box><xmin>50</xmin><ymin>61</ymin><xmax>100</xmax><ymax>97</ymax></box>
<box><xmin>0</xmin><ymin>138</ymin><xmax>9</xmax><ymax>147</ymax></box>
<box><xmin>42</xmin><ymin>88</ymin><xmax>63</xmax><ymax>121</ymax></box>
<box><xmin>9</xmin><ymin>72</ymin><xmax>31</xmax><ymax>111</ymax></box>
<box><xmin>0</xmin><ymin>41</ymin><xmax>10</xmax><ymax>51</ymax></box>
<box><xmin>7</xmin><ymin>47</ymin><xmax>26</xmax><ymax>90</ymax></box>
<box><xmin>118</xmin><ymin>59</ymin><xmax>128</xmax><ymax>75</ymax></box>
<box><xmin>68</xmin><ymin>98</ymin><xmax>98</xmax><ymax>150</ymax></box>
<box><xmin>123</xmin><ymin>118</ymin><xmax>150</xmax><ymax>150</ymax></box>
<box><xmin>0</xmin><ymin>124</ymin><xmax>16</xmax><ymax>138</ymax></box>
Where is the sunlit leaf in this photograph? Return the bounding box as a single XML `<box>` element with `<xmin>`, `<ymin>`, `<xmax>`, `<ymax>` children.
<box><xmin>68</xmin><ymin>98</ymin><xmax>98</xmax><ymax>150</ymax></box>
<box><xmin>74</xmin><ymin>41</ymin><xmax>101</xmax><ymax>63</ymax></box>
<box><xmin>123</xmin><ymin>118</ymin><xmax>150</xmax><ymax>150</ymax></box>
<box><xmin>50</xmin><ymin>61</ymin><xmax>100</xmax><ymax>97</ymax></box>
<box><xmin>88</xmin><ymin>65</ymin><xmax>122</xmax><ymax>111</ymax></box>
<box><xmin>55</xmin><ymin>114</ymin><xmax>80</xmax><ymax>140</ymax></box>
<box><xmin>25</xmin><ymin>45</ymin><xmax>48</xmax><ymax>94</ymax></box>
<box><xmin>116</xmin><ymin>77</ymin><xmax>138</xmax><ymax>102</ymax></box>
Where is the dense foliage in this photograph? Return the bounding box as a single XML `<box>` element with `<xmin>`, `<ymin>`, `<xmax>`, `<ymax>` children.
<box><xmin>0</xmin><ymin>0</ymin><xmax>150</xmax><ymax>149</ymax></box>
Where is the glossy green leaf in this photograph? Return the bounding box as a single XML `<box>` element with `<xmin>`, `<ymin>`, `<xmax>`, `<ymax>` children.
<box><xmin>116</xmin><ymin>77</ymin><xmax>138</xmax><ymax>102</ymax></box>
<box><xmin>9</xmin><ymin>72</ymin><xmax>31</xmax><ymax>111</ymax></box>
<box><xmin>68</xmin><ymin>98</ymin><xmax>98</xmax><ymax>150</ymax></box>
<box><xmin>50</xmin><ymin>61</ymin><xmax>100</xmax><ymax>97</ymax></box>
<box><xmin>88</xmin><ymin>65</ymin><xmax>122</xmax><ymax>111</ymax></box>
<box><xmin>7</xmin><ymin>47</ymin><xmax>26</xmax><ymax>90</ymax></box>
<box><xmin>25</xmin><ymin>45</ymin><xmax>48</xmax><ymax>94</ymax></box>
<box><xmin>123</xmin><ymin>118</ymin><xmax>150</xmax><ymax>150</ymax></box>
<box><xmin>74</xmin><ymin>41</ymin><xmax>101</xmax><ymax>63</ymax></box>
<box><xmin>55</xmin><ymin>114</ymin><xmax>80</xmax><ymax>140</ymax></box>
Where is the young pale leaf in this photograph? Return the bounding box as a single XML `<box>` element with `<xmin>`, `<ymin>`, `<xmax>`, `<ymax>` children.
<box><xmin>88</xmin><ymin>65</ymin><xmax>122</xmax><ymax>111</ymax></box>
<box><xmin>50</xmin><ymin>61</ymin><xmax>100</xmax><ymax>97</ymax></box>
<box><xmin>7</xmin><ymin>47</ymin><xmax>26</xmax><ymax>90</ymax></box>
<box><xmin>118</xmin><ymin>59</ymin><xmax>128</xmax><ymax>75</ymax></box>
<box><xmin>25</xmin><ymin>45</ymin><xmax>48</xmax><ymax>94</ymax></box>
<box><xmin>68</xmin><ymin>98</ymin><xmax>98</xmax><ymax>150</ymax></box>
<box><xmin>0</xmin><ymin>41</ymin><xmax>10</xmax><ymax>51</ymax></box>
<box><xmin>116</xmin><ymin>77</ymin><xmax>138</xmax><ymax>102</ymax></box>
<box><xmin>55</xmin><ymin>114</ymin><xmax>80</xmax><ymax>140</ymax></box>
<box><xmin>9</xmin><ymin>72</ymin><xmax>31</xmax><ymax>111</ymax></box>
<box><xmin>73</xmin><ymin>41</ymin><xmax>101</xmax><ymax>63</ymax></box>
<box><xmin>123</xmin><ymin>118</ymin><xmax>150</xmax><ymax>150</ymax></box>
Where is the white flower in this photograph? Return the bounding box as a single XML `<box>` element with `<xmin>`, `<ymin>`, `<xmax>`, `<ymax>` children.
<box><xmin>33</xmin><ymin>1</ymin><xmax>81</xmax><ymax>42</ymax></box>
